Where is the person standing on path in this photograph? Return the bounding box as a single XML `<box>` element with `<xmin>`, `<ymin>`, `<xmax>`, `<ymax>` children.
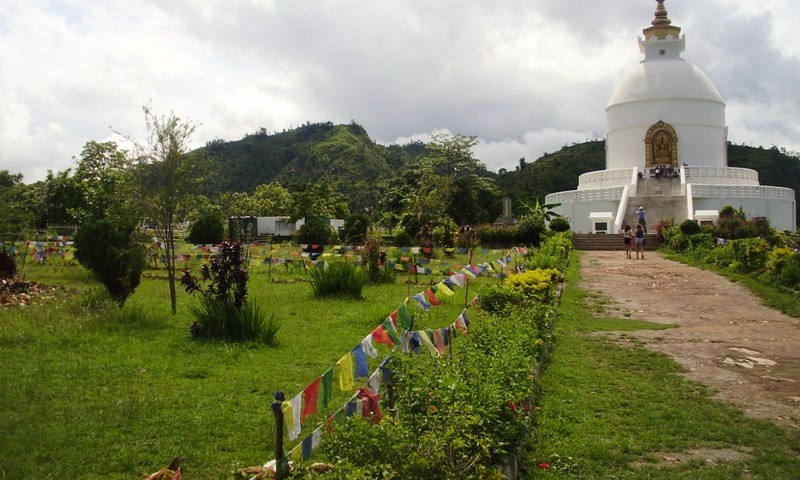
<box><xmin>623</xmin><ymin>225</ymin><xmax>634</xmax><ymax>259</ymax></box>
<box><xmin>634</xmin><ymin>224</ymin><xmax>645</xmax><ymax>259</ymax></box>
<box><xmin>637</xmin><ymin>206</ymin><xmax>647</xmax><ymax>233</ymax></box>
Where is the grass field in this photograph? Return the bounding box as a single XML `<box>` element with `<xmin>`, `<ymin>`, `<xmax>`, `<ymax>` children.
<box><xmin>526</xmin><ymin>251</ymin><xmax>800</xmax><ymax>479</ymax></box>
<box><xmin>0</xmin><ymin>245</ymin><xmax>505</xmax><ymax>479</ymax></box>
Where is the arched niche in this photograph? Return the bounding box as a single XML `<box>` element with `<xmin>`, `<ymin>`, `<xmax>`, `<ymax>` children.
<box><xmin>644</xmin><ymin>121</ymin><xmax>678</xmax><ymax>167</ymax></box>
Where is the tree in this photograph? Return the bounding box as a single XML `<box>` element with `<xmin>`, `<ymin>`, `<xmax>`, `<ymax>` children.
<box><xmin>0</xmin><ymin>171</ymin><xmax>36</xmax><ymax>234</ymax></box>
<box><xmin>289</xmin><ymin>182</ymin><xmax>349</xmax><ymax>222</ymax></box>
<box><xmin>74</xmin><ymin>218</ymin><xmax>146</xmax><ymax>306</ymax></box>
<box><xmin>250</xmin><ymin>182</ymin><xmax>293</xmax><ymax>217</ymax></box>
<box><xmin>71</xmin><ymin>141</ymin><xmax>135</xmax><ymax>223</ymax></box>
<box><xmin>128</xmin><ymin>106</ymin><xmax>207</xmax><ymax>315</ymax></box>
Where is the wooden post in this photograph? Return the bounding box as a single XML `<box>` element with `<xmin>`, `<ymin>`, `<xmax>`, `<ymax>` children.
<box><xmin>271</xmin><ymin>391</ymin><xmax>289</xmax><ymax>479</ymax></box>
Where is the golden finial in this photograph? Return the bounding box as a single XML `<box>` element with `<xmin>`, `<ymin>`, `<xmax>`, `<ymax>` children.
<box><xmin>652</xmin><ymin>0</ymin><xmax>672</xmax><ymax>27</ymax></box>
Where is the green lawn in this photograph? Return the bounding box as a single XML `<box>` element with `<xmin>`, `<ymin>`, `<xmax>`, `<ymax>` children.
<box><xmin>526</xmin><ymin>251</ymin><xmax>800</xmax><ymax>479</ymax></box>
<box><xmin>1</xmin><ymin>247</ymin><xmax>501</xmax><ymax>479</ymax></box>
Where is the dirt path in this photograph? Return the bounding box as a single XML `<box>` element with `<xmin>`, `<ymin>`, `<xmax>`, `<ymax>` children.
<box><xmin>579</xmin><ymin>251</ymin><xmax>800</xmax><ymax>429</ymax></box>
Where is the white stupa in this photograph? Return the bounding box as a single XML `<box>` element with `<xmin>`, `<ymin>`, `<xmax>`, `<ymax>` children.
<box><xmin>546</xmin><ymin>0</ymin><xmax>796</xmax><ymax>233</ymax></box>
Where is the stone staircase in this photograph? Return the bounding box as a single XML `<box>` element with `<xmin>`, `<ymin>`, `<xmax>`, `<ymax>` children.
<box><xmin>572</xmin><ymin>233</ymin><xmax>660</xmax><ymax>251</ymax></box>
<box><xmin>622</xmin><ymin>177</ymin><xmax>688</xmax><ymax>231</ymax></box>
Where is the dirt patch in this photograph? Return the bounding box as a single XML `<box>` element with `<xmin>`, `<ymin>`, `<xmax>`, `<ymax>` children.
<box><xmin>630</xmin><ymin>447</ymin><xmax>754</xmax><ymax>469</ymax></box>
<box><xmin>580</xmin><ymin>251</ymin><xmax>800</xmax><ymax>429</ymax></box>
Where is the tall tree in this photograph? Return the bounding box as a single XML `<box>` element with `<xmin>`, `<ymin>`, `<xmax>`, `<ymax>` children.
<box><xmin>71</xmin><ymin>141</ymin><xmax>134</xmax><ymax>223</ymax></box>
<box><xmin>128</xmin><ymin>106</ymin><xmax>207</xmax><ymax>315</ymax></box>
<box><xmin>289</xmin><ymin>182</ymin><xmax>349</xmax><ymax>222</ymax></box>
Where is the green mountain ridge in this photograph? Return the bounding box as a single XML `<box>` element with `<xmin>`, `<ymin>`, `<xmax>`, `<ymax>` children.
<box><xmin>197</xmin><ymin>123</ymin><xmax>799</xmax><ymax>222</ymax></box>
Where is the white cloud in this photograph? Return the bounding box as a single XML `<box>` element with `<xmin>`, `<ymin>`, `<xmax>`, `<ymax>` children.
<box><xmin>1</xmin><ymin>0</ymin><xmax>798</xmax><ymax>183</ymax></box>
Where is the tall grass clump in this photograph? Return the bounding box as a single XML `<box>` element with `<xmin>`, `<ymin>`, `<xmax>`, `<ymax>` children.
<box><xmin>181</xmin><ymin>241</ymin><xmax>279</xmax><ymax>343</ymax></box>
<box><xmin>308</xmin><ymin>262</ymin><xmax>367</xmax><ymax>298</ymax></box>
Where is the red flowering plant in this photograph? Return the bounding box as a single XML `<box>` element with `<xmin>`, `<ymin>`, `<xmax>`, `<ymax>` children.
<box><xmin>181</xmin><ymin>241</ymin><xmax>278</xmax><ymax>343</ymax></box>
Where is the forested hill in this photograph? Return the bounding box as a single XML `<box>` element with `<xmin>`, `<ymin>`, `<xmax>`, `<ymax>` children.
<box><xmin>196</xmin><ymin>122</ymin><xmax>798</xmax><ymax>220</ymax></box>
<box><xmin>199</xmin><ymin>122</ymin><xmax>427</xmax><ymax>210</ymax></box>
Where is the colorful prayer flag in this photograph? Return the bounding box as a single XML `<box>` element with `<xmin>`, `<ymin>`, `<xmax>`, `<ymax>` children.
<box><xmin>302</xmin><ymin>378</ymin><xmax>321</xmax><ymax>423</ymax></box>
<box><xmin>352</xmin><ymin>344</ymin><xmax>369</xmax><ymax>378</ymax></box>
<box><xmin>337</xmin><ymin>353</ymin><xmax>355</xmax><ymax>392</ymax></box>
<box><xmin>321</xmin><ymin>368</ymin><xmax>333</xmax><ymax>408</ymax></box>
<box><xmin>371</xmin><ymin>324</ymin><xmax>394</xmax><ymax>346</ymax></box>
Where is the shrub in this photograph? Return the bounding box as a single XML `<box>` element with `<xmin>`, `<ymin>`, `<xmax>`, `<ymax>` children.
<box><xmin>74</xmin><ymin>219</ymin><xmax>146</xmax><ymax>306</ymax></box>
<box><xmin>295</xmin><ymin>219</ymin><xmax>337</xmax><ymax>245</ymax></box>
<box><xmin>188</xmin><ymin>211</ymin><xmax>224</xmax><ymax>244</ymax></box>
<box><xmin>679</xmin><ymin>219</ymin><xmax>701</xmax><ymax>235</ymax></box>
<box><xmin>181</xmin><ymin>241</ymin><xmax>278</xmax><ymax>343</ymax></box>
<box><xmin>308</xmin><ymin>262</ymin><xmax>367</xmax><ymax>298</ymax></box>
<box><xmin>729</xmin><ymin>237</ymin><xmax>770</xmax><ymax>273</ymax></box>
<box><xmin>0</xmin><ymin>248</ymin><xmax>16</xmax><ymax>279</ymax></box>
<box><xmin>762</xmin><ymin>246</ymin><xmax>800</xmax><ymax>289</ymax></box>
<box><xmin>432</xmin><ymin>217</ymin><xmax>458</xmax><ymax>248</ymax></box>
<box><xmin>548</xmin><ymin>217</ymin><xmax>570</xmax><ymax>232</ymax></box>
<box><xmin>361</xmin><ymin>233</ymin><xmax>395</xmax><ymax>284</ymax></box>
<box><xmin>393</xmin><ymin>229</ymin><xmax>413</xmax><ymax>247</ymax></box>
<box><xmin>341</xmin><ymin>214</ymin><xmax>369</xmax><ymax>245</ymax></box>
<box><xmin>478</xmin><ymin>285</ymin><xmax>526</xmax><ymax>314</ymax></box>
<box><xmin>513</xmin><ymin>212</ymin><xmax>545</xmax><ymax>247</ymax></box>
<box><xmin>475</xmin><ymin>225</ymin><xmax>514</xmax><ymax>247</ymax></box>
<box><xmin>505</xmin><ymin>268</ymin><xmax>559</xmax><ymax>304</ymax></box>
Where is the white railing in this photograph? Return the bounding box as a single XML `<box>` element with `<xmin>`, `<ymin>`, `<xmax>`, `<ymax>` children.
<box><xmin>546</xmin><ymin>186</ymin><xmax>625</xmax><ymax>204</ymax></box>
<box><xmin>614</xmin><ymin>185</ymin><xmax>631</xmax><ymax>233</ymax></box>
<box><xmin>683</xmin><ymin>166</ymin><xmax>759</xmax><ymax>185</ymax></box>
<box><xmin>578</xmin><ymin>168</ymin><xmax>636</xmax><ymax>189</ymax></box>
<box><xmin>690</xmin><ymin>184</ymin><xmax>795</xmax><ymax>200</ymax></box>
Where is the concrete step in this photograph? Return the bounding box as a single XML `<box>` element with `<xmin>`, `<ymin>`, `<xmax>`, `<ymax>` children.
<box><xmin>572</xmin><ymin>233</ymin><xmax>660</xmax><ymax>251</ymax></box>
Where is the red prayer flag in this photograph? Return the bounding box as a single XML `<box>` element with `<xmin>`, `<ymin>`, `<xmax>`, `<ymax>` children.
<box><xmin>302</xmin><ymin>378</ymin><xmax>321</xmax><ymax>423</ymax></box>
<box><xmin>371</xmin><ymin>325</ymin><xmax>395</xmax><ymax>345</ymax></box>
<box><xmin>423</xmin><ymin>288</ymin><xmax>441</xmax><ymax>306</ymax></box>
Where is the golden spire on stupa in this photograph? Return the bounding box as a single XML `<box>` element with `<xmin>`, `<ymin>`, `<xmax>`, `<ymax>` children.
<box><xmin>643</xmin><ymin>0</ymin><xmax>682</xmax><ymax>40</ymax></box>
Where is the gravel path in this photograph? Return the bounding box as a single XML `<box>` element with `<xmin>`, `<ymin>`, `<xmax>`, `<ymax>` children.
<box><xmin>579</xmin><ymin>251</ymin><xmax>800</xmax><ymax>429</ymax></box>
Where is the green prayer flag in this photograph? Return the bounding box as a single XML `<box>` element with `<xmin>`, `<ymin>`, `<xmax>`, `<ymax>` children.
<box><xmin>398</xmin><ymin>304</ymin><xmax>413</xmax><ymax>331</ymax></box>
<box><xmin>321</xmin><ymin>368</ymin><xmax>333</xmax><ymax>408</ymax></box>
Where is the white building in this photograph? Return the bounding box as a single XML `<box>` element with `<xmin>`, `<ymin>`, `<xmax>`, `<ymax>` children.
<box><xmin>546</xmin><ymin>0</ymin><xmax>796</xmax><ymax>234</ymax></box>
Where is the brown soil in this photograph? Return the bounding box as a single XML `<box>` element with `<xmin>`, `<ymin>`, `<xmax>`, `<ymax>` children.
<box><xmin>579</xmin><ymin>251</ymin><xmax>800</xmax><ymax>429</ymax></box>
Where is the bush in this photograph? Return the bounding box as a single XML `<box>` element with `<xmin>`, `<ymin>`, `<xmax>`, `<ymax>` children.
<box><xmin>679</xmin><ymin>219</ymin><xmax>701</xmax><ymax>235</ymax></box>
<box><xmin>513</xmin><ymin>212</ymin><xmax>545</xmax><ymax>247</ymax></box>
<box><xmin>762</xmin><ymin>247</ymin><xmax>800</xmax><ymax>289</ymax></box>
<box><xmin>295</xmin><ymin>219</ymin><xmax>337</xmax><ymax>245</ymax></box>
<box><xmin>0</xmin><ymin>248</ymin><xmax>16</xmax><ymax>279</ymax></box>
<box><xmin>729</xmin><ymin>238</ymin><xmax>770</xmax><ymax>273</ymax></box>
<box><xmin>74</xmin><ymin>219</ymin><xmax>146</xmax><ymax>306</ymax></box>
<box><xmin>361</xmin><ymin>233</ymin><xmax>395</xmax><ymax>284</ymax></box>
<box><xmin>505</xmin><ymin>268</ymin><xmax>559</xmax><ymax>304</ymax></box>
<box><xmin>478</xmin><ymin>285</ymin><xmax>527</xmax><ymax>314</ymax></box>
<box><xmin>548</xmin><ymin>217</ymin><xmax>570</xmax><ymax>232</ymax></box>
<box><xmin>188</xmin><ymin>211</ymin><xmax>224</xmax><ymax>244</ymax></box>
<box><xmin>432</xmin><ymin>217</ymin><xmax>457</xmax><ymax>248</ymax></box>
<box><xmin>308</xmin><ymin>262</ymin><xmax>367</xmax><ymax>298</ymax></box>
<box><xmin>341</xmin><ymin>214</ymin><xmax>369</xmax><ymax>245</ymax></box>
<box><xmin>181</xmin><ymin>241</ymin><xmax>279</xmax><ymax>343</ymax></box>
<box><xmin>393</xmin><ymin>229</ymin><xmax>413</xmax><ymax>247</ymax></box>
<box><xmin>475</xmin><ymin>225</ymin><xmax>514</xmax><ymax>247</ymax></box>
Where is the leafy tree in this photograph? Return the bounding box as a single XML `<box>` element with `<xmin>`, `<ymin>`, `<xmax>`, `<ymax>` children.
<box><xmin>0</xmin><ymin>171</ymin><xmax>36</xmax><ymax>233</ymax></box>
<box><xmin>289</xmin><ymin>182</ymin><xmax>349</xmax><ymax>222</ymax></box>
<box><xmin>40</xmin><ymin>169</ymin><xmax>84</xmax><ymax>228</ymax></box>
<box><xmin>71</xmin><ymin>141</ymin><xmax>133</xmax><ymax>223</ymax></box>
<box><xmin>74</xmin><ymin>219</ymin><xmax>146</xmax><ymax>306</ymax></box>
<box><xmin>250</xmin><ymin>182</ymin><xmax>293</xmax><ymax>216</ymax></box>
<box><xmin>127</xmin><ymin>106</ymin><xmax>208</xmax><ymax>315</ymax></box>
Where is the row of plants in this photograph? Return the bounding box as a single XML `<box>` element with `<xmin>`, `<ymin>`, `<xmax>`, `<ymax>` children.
<box><xmin>286</xmin><ymin>232</ymin><xmax>572</xmax><ymax>479</ymax></box>
<box><xmin>659</xmin><ymin>207</ymin><xmax>800</xmax><ymax>293</ymax></box>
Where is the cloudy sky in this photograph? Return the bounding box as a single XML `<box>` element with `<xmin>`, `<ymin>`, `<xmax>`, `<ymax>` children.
<box><xmin>1</xmin><ymin>0</ymin><xmax>798</xmax><ymax>183</ymax></box>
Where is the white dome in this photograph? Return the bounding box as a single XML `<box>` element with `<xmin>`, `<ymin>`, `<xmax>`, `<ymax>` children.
<box><xmin>607</xmin><ymin>59</ymin><xmax>724</xmax><ymax>108</ymax></box>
